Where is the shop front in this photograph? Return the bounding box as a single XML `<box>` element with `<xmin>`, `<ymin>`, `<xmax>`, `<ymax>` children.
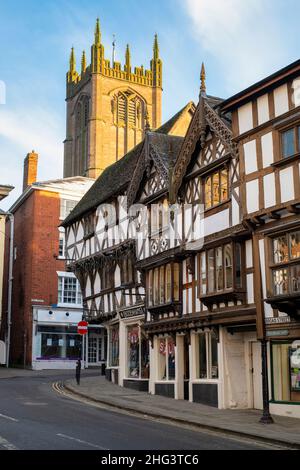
<box><xmin>269</xmin><ymin>334</ymin><xmax>300</xmax><ymax>418</ymax></box>
<box><xmin>106</xmin><ymin>323</ymin><xmax>120</xmax><ymax>384</ymax></box>
<box><xmin>32</xmin><ymin>307</ymin><xmax>83</xmax><ymax>370</ymax></box>
<box><xmin>119</xmin><ymin>306</ymin><xmax>150</xmax><ymax>392</ymax></box>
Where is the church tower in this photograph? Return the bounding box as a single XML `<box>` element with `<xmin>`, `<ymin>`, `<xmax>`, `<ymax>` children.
<box><xmin>64</xmin><ymin>19</ymin><xmax>163</xmax><ymax>179</ymax></box>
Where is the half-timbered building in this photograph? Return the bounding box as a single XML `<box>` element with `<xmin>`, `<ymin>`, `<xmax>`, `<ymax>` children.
<box><xmin>64</xmin><ymin>60</ymin><xmax>300</xmax><ymax>417</ymax></box>
<box><xmin>137</xmin><ymin>69</ymin><xmax>260</xmax><ymax>409</ymax></box>
<box><xmin>62</xmin><ymin>103</ymin><xmax>195</xmax><ymax>389</ymax></box>
<box><xmin>221</xmin><ymin>60</ymin><xmax>300</xmax><ymax>419</ymax></box>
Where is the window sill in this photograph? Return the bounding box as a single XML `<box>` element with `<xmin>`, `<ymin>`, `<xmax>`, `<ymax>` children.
<box><xmin>271</xmin><ymin>153</ymin><xmax>300</xmax><ymax>168</ymax></box>
<box><xmin>266</xmin><ymin>294</ymin><xmax>300</xmax><ymax>318</ymax></box>
<box><xmin>204</xmin><ymin>199</ymin><xmax>231</xmax><ymax>216</ymax></box>
<box><xmin>147</xmin><ymin>301</ymin><xmax>181</xmax><ymax>312</ymax></box>
<box><xmin>57</xmin><ymin>303</ymin><xmax>83</xmax><ymax>309</ymax></box>
<box><xmin>199</xmin><ymin>290</ymin><xmax>246</xmax><ymax>308</ymax></box>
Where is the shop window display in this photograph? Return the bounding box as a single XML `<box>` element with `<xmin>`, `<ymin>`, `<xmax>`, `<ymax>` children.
<box><xmin>158</xmin><ymin>337</ymin><xmax>176</xmax><ymax>381</ymax></box>
<box><xmin>272</xmin><ymin>342</ymin><xmax>300</xmax><ymax>403</ymax></box>
<box><xmin>127</xmin><ymin>325</ymin><xmax>149</xmax><ymax>380</ymax></box>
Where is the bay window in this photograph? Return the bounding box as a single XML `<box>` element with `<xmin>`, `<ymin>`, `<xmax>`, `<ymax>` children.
<box><xmin>271</xmin><ymin>230</ymin><xmax>300</xmax><ymax>296</ymax></box>
<box><xmin>147</xmin><ymin>263</ymin><xmax>181</xmax><ymax>308</ymax></box>
<box><xmin>198</xmin><ymin>242</ymin><xmax>242</xmax><ymax>297</ymax></box>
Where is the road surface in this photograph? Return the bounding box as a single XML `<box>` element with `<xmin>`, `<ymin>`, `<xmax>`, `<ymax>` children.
<box><xmin>0</xmin><ymin>371</ymin><xmax>281</xmax><ymax>450</ymax></box>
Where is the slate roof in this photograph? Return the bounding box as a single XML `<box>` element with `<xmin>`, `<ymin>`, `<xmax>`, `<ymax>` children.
<box><xmin>62</xmin><ymin>105</ymin><xmax>192</xmax><ymax>227</ymax></box>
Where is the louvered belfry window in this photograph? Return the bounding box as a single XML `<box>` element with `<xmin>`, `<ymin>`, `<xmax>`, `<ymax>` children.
<box><xmin>114</xmin><ymin>91</ymin><xmax>144</xmax><ymax>129</ymax></box>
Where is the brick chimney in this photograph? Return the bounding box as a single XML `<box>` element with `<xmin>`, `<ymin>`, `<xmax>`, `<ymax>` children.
<box><xmin>23</xmin><ymin>151</ymin><xmax>38</xmax><ymax>192</ymax></box>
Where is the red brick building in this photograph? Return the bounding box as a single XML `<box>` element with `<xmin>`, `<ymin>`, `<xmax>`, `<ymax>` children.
<box><xmin>1</xmin><ymin>153</ymin><xmax>105</xmax><ymax>369</ymax></box>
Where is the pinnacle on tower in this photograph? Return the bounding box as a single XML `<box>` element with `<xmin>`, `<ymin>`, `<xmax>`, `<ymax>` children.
<box><xmin>70</xmin><ymin>47</ymin><xmax>76</xmax><ymax>74</ymax></box>
<box><xmin>81</xmin><ymin>50</ymin><xmax>87</xmax><ymax>75</ymax></box>
<box><xmin>125</xmin><ymin>44</ymin><xmax>131</xmax><ymax>73</ymax></box>
<box><xmin>153</xmin><ymin>34</ymin><xmax>159</xmax><ymax>61</ymax></box>
<box><xmin>95</xmin><ymin>18</ymin><xmax>101</xmax><ymax>45</ymax></box>
<box><xmin>200</xmin><ymin>62</ymin><xmax>206</xmax><ymax>96</ymax></box>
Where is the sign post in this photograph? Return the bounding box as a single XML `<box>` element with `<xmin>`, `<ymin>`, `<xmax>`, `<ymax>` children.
<box><xmin>78</xmin><ymin>321</ymin><xmax>88</xmax><ymax>369</ymax></box>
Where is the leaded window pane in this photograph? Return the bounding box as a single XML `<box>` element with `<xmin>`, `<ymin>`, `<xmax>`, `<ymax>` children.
<box><xmin>212</xmin><ymin>172</ymin><xmax>220</xmax><ymax>206</ymax></box>
<box><xmin>220</xmin><ymin>169</ymin><xmax>228</xmax><ymax>202</ymax></box>
<box><xmin>282</xmin><ymin>129</ymin><xmax>295</xmax><ymax>158</ymax></box>
<box><xmin>290</xmin><ymin>265</ymin><xmax>300</xmax><ymax>293</ymax></box>
<box><xmin>165</xmin><ymin>265</ymin><xmax>172</xmax><ymax>303</ymax></box>
<box><xmin>208</xmin><ymin>249</ymin><xmax>215</xmax><ymax>293</ymax></box>
<box><xmin>173</xmin><ymin>264</ymin><xmax>180</xmax><ymax>301</ymax></box>
<box><xmin>160</xmin><ymin>266</ymin><xmax>165</xmax><ymax>304</ymax></box>
<box><xmin>216</xmin><ymin>247</ymin><xmax>223</xmax><ymax>292</ymax></box>
<box><xmin>290</xmin><ymin>231</ymin><xmax>300</xmax><ymax>260</ymax></box>
<box><xmin>224</xmin><ymin>244</ymin><xmax>233</xmax><ymax>289</ymax></box>
<box><xmin>273</xmin><ymin>236</ymin><xmax>289</xmax><ymax>264</ymax></box>
<box><xmin>273</xmin><ymin>269</ymin><xmax>288</xmax><ymax>296</ymax></box>
<box><xmin>200</xmin><ymin>252</ymin><xmax>207</xmax><ymax>295</ymax></box>
<box><xmin>205</xmin><ymin>176</ymin><xmax>212</xmax><ymax>209</ymax></box>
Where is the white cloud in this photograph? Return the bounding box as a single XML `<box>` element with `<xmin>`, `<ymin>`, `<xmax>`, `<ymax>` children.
<box><xmin>183</xmin><ymin>0</ymin><xmax>286</xmax><ymax>91</ymax></box>
<box><xmin>0</xmin><ymin>106</ymin><xmax>64</xmax><ymax>210</ymax></box>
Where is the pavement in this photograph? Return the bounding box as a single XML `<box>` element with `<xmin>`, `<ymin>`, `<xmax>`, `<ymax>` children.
<box><xmin>64</xmin><ymin>375</ymin><xmax>300</xmax><ymax>449</ymax></box>
<box><xmin>0</xmin><ymin>371</ymin><xmax>268</xmax><ymax>450</ymax></box>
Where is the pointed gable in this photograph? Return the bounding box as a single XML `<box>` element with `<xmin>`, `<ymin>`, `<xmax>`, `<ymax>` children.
<box><xmin>170</xmin><ymin>95</ymin><xmax>237</xmax><ymax>203</ymax></box>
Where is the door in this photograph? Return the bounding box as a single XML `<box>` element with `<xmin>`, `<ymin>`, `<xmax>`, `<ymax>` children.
<box><xmin>88</xmin><ymin>337</ymin><xmax>99</xmax><ymax>364</ymax></box>
<box><xmin>250</xmin><ymin>342</ymin><xmax>263</xmax><ymax>410</ymax></box>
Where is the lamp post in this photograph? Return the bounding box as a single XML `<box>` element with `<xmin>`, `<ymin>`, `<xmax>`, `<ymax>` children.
<box><xmin>6</xmin><ymin>212</ymin><xmax>14</xmax><ymax>368</ymax></box>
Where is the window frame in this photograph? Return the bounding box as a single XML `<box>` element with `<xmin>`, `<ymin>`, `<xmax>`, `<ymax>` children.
<box><xmin>196</xmin><ymin>331</ymin><xmax>219</xmax><ymax>381</ymax></box>
<box><xmin>280</xmin><ymin>125</ymin><xmax>300</xmax><ymax>160</ymax></box>
<box><xmin>57</xmin><ymin>274</ymin><xmax>82</xmax><ymax>307</ymax></box>
<box><xmin>269</xmin><ymin>229</ymin><xmax>300</xmax><ymax>297</ymax></box>
<box><xmin>197</xmin><ymin>242</ymin><xmax>244</xmax><ymax>299</ymax></box>
<box><xmin>203</xmin><ymin>165</ymin><xmax>229</xmax><ymax>211</ymax></box>
<box><xmin>146</xmin><ymin>262</ymin><xmax>182</xmax><ymax>308</ymax></box>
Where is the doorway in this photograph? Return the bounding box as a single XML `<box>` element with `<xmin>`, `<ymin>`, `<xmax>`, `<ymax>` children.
<box><xmin>250</xmin><ymin>342</ymin><xmax>263</xmax><ymax>410</ymax></box>
<box><xmin>87</xmin><ymin>331</ymin><xmax>106</xmax><ymax>366</ymax></box>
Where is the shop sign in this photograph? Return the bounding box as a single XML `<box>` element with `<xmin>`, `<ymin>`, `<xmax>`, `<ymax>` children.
<box><xmin>266</xmin><ymin>330</ymin><xmax>289</xmax><ymax>338</ymax></box>
<box><xmin>265</xmin><ymin>317</ymin><xmax>291</xmax><ymax>325</ymax></box>
<box><xmin>119</xmin><ymin>307</ymin><xmax>145</xmax><ymax>320</ymax></box>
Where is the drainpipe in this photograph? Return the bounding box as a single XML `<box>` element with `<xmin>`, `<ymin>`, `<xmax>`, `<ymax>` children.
<box><xmin>6</xmin><ymin>213</ymin><xmax>14</xmax><ymax>368</ymax></box>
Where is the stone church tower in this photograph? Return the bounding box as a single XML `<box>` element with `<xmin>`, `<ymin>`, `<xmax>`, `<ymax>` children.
<box><xmin>64</xmin><ymin>19</ymin><xmax>163</xmax><ymax>179</ymax></box>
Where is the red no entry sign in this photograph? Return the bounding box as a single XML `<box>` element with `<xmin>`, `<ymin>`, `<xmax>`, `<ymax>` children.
<box><xmin>78</xmin><ymin>321</ymin><xmax>88</xmax><ymax>335</ymax></box>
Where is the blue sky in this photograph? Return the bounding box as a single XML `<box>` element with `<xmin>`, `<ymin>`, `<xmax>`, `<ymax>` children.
<box><xmin>1</xmin><ymin>0</ymin><xmax>300</xmax><ymax>209</ymax></box>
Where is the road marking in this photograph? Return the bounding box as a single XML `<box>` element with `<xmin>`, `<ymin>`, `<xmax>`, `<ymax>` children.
<box><xmin>57</xmin><ymin>433</ymin><xmax>108</xmax><ymax>450</ymax></box>
<box><xmin>0</xmin><ymin>413</ymin><xmax>19</xmax><ymax>423</ymax></box>
<box><xmin>23</xmin><ymin>402</ymin><xmax>48</xmax><ymax>406</ymax></box>
<box><xmin>0</xmin><ymin>436</ymin><xmax>18</xmax><ymax>450</ymax></box>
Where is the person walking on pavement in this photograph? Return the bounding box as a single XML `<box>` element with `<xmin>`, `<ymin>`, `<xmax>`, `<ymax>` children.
<box><xmin>76</xmin><ymin>359</ymin><xmax>81</xmax><ymax>386</ymax></box>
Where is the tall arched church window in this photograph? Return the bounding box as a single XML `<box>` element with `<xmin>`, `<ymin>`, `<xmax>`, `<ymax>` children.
<box><xmin>74</xmin><ymin>96</ymin><xmax>90</xmax><ymax>176</ymax></box>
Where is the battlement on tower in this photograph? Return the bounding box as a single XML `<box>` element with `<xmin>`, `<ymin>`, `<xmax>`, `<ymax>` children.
<box><xmin>66</xmin><ymin>19</ymin><xmax>162</xmax><ymax>99</ymax></box>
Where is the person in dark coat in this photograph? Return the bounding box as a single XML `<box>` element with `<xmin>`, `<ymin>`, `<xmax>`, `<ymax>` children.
<box><xmin>76</xmin><ymin>359</ymin><xmax>81</xmax><ymax>385</ymax></box>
